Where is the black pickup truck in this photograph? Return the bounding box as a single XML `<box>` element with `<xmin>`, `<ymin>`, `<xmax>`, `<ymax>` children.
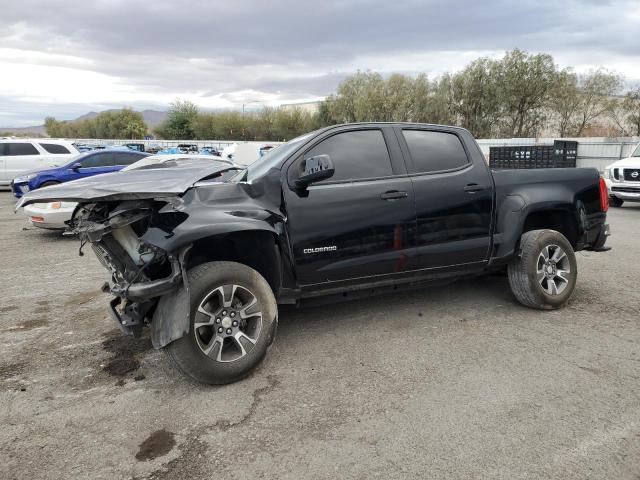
<box><xmin>18</xmin><ymin>123</ymin><xmax>610</xmax><ymax>384</ymax></box>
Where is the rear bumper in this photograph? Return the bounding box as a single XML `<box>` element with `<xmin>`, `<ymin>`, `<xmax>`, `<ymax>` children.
<box><xmin>588</xmin><ymin>222</ymin><xmax>610</xmax><ymax>252</ymax></box>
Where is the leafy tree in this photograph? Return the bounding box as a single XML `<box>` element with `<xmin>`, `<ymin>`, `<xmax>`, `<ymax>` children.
<box><xmin>155</xmin><ymin>99</ymin><xmax>199</xmax><ymax>139</ymax></box>
<box><xmin>494</xmin><ymin>49</ymin><xmax>557</xmax><ymax>137</ymax></box>
<box><xmin>622</xmin><ymin>87</ymin><xmax>640</xmax><ymax>136</ymax></box>
<box><xmin>572</xmin><ymin>69</ymin><xmax>622</xmax><ymax>136</ymax></box>
<box><xmin>44</xmin><ymin>109</ymin><xmax>146</xmax><ymax>139</ymax></box>
<box><xmin>550</xmin><ymin>70</ymin><xmax>580</xmax><ymax>137</ymax></box>
<box><xmin>450</xmin><ymin>57</ymin><xmax>500</xmax><ymax>138</ymax></box>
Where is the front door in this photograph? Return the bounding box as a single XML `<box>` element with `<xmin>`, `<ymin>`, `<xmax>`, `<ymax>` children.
<box><xmin>396</xmin><ymin>127</ymin><xmax>494</xmax><ymax>270</ymax></box>
<box><xmin>283</xmin><ymin>127</ymin><xmax>416</xmax><ymax>286</ymax></box>
<box><xmin>71</xmin><ymin>152</ymin><xmax>120</xmax><ymax>180</ymax></box>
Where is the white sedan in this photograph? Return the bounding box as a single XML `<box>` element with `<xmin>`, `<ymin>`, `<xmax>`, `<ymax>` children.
<box><xmin>22</xmin><ymin>154</ymin><xmax>230</xmax><ymax>230</ymax></box>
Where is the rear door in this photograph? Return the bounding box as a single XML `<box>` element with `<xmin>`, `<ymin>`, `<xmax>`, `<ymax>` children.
<box><xmin>283</xmin><ymin>126</ymin><xmax>416</xmax><ymax>285</ymax></box>
<box><xmin>4</xmin><ymin>142</ymin><xmax>43</xmax><ymax>180</ymax></box>
<box><xmin>396</xmin><ymin>127</ymin><xmax>494</xmax><ymax>270</ymax></box>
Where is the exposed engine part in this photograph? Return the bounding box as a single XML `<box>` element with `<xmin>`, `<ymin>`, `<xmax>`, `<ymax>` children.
<box><xmin>111</xmin><ymin>224</ymin><xmax>155</xmax><ymax>266</ymax></box>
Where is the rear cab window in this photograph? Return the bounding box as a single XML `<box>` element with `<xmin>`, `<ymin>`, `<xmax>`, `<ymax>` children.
<box><xmin>296</xmin><ymin>129</ymin><xmax>393</xmax><ymax>183</ymax></box>
<box><xmin>39</xmin><ymin>143</ymin><xmax>71</xmax><ymax>154</ymax></box>
<box><xmin>402</xmin><ymin>129</ymin><xmax>469</xmax><ymax>173</ymax></box>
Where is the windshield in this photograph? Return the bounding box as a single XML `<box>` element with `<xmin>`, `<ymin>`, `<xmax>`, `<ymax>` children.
<box><xmin>245</xmin><ymin>131</ymin><xmax>317</xmax><ymax>181</ymax></box>
<box><xmin>632</xmin><ymin>144</ymin><xmax>640</xmax><ymax>157</ymax></box>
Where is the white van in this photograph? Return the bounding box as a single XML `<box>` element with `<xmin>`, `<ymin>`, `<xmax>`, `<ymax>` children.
<box><xmin>0</xmin><ymin>139</ymin><xmax>79</xmax><ymax>185</ymax></box>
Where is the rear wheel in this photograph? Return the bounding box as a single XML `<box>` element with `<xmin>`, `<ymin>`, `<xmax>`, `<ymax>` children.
<box><xmin>508</xmin><ymin>229</ymin><xmax>577</xmax><ymax>310</ymax></box>
<box><xmin>167</xmin><ymin>261</ymin><xmax>277</xmax><ymax>385</ymax></box>
<box><xmin>609</xmin><ymin>196</ymin><xmax>624</xmax><ymax>208</ymax></box>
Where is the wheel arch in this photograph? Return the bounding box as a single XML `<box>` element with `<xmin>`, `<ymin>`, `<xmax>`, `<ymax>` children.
<box><xmin>186</xmin><ymin>229</ymin><xmax>285</xmax><ymax>295</ymax></box>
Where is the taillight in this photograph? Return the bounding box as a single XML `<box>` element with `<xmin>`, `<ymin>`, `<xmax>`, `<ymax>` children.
<box><xmin>599</xmin><ymin>177</ymin><xmax>609</xmax><ymax>212</ymax></box>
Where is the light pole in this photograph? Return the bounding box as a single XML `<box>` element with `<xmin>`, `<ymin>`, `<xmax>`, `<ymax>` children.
<box><xmin>241</xmin><ymin>100</ymin><xmax>261</xmax><ymax>141</ymax></box>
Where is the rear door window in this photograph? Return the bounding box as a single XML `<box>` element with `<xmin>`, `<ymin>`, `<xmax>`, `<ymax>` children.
<box><xmin>39</xmin><ymin>143</ymin><xmax>71</xmax><ymax>154</ymax></box>
<box><xmin>402</xmin><ymin>130</ymin><xmax>469</xmax><ymax>173</ymax></box>
<box><xmin>114</xmin><ymin>152</ymin><xmax>146</xmax><ymax>166</ymax></box>
<box><xmin>80</xmin><ymin>153</ymin><xmax>115</xmax><ymax>168</ymax></box>
<box><xmin>6</xmin><ymin>143</ymin><xmax>40</xmax><ymax>156</ymax></box>
<box><xmin>301</xmin><ymin>129</ymin><xmax>393</xmax><ymax>183</ymax></box>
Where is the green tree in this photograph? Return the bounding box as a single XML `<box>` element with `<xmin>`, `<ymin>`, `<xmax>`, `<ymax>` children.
<box><xmin>622</xmin><ymin>87</ymin><xmax>640</xmax><ymax>136</ymax></box>
<box><xmin>550</xmin><ymin>69</ymin><xmax>580</xmax><ymax>137</ymax></box>
<box><xmin>43</xmin><ymin>109</ymin><xmax>146</xmax><ymax>139</ymax></box>
<box><xmin>450</xmin><ymin>57</ymin><xmax>500</xmax><ymax>138</ymax></box>
<box><xmin>572</xmin><ymin>69</ymin><xmax>623</xmax><ymax>136</ymax></box>
<box><xmin>155</xmin><ymin>99</ymin><xmax>199</xmax><ymax>139</ymax></box>
<box><xmin>495</xmin><ymin>49</ymin><xmax>558</xmax><ymax>137</ymax></box>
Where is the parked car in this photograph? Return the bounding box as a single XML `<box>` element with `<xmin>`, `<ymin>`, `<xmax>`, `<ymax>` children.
<box><xmin>11</xmin><ymin>149</ymin><xmax>150</xmax><ymax>198</ymax></box>
<box><xmin>18</xmin><ymin>123</ymin><xmax>610</xmax><ymax>384</ymax></box>
<box><xmin>21</xmin><ymin>154</ymin><xmax>228</xmax><ymax>229</ymax></box>
<box><xmin>0</xmin><ymin>139</ymin><xmax>79</xmax><ymax>186</ymax></box>
<box><xmin>603</xmin><ymin>143</ymin><xmax>640</xmax><ymax>207</ymax></box>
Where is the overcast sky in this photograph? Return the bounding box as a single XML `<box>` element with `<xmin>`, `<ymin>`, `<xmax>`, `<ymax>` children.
<box><xmin>1</xmin><ymin>0</ymin><xmax>640</xmax><ymax>126</ymax></box>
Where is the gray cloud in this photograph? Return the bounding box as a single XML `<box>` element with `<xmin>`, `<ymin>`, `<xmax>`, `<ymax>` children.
<box><xmin>1</xmin><ymin>0</ymin><xmax>639</xmax><ymax>125</ymax></box>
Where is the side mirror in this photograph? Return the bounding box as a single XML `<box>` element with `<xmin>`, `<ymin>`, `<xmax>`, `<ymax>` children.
<box><xmin>295</xmin><ymin>154</ymin><xmax>335</xmax><ymax>188</ymax></box>
<box><xmin>71</xmin><ymin>162</ymin><xmax>82</xmax><ymax>171</ymax></box>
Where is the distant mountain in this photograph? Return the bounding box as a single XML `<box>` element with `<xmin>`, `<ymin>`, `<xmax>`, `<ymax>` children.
<box><xmin>0</xmin><ymin>124</ymin><xmax>46</xmax><ymax>136</ymax></box>
<box><xmin>74</xmin><ymin>109</ymin><xmax>167</xmax><ymax>128</ymax></box>
<box><xmin>0</xmin><ymin>109</ymin><xmax>168</xmax><ymax>136</ymax></box>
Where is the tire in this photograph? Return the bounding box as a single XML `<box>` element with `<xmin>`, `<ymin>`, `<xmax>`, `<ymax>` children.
<box><xmin>39</xmin><ymin>181</ymin><xmax>60</xmax><ymax>189</ymax></box>
<box><xmin>507</xmin><ymin>229</ymin><xmax>577</xmax><ymax>310</ymax></box>
<box><xmin>167</xmin><ymin>261</ymin><xmax>278</xmax><ymax>385</ymax></box>
<box><xmin>609</xmin><ymin>196</ymin><xmax>624</xmax><ymax>208</ymax></box>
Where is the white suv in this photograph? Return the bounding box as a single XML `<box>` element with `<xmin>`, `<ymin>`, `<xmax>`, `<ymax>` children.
<box><xmin>603</xmin><ymin>143</ymin><xmax>640</xmax><ymax>207</ymax></box>
<box><xmin>0</xmin><ymin>139</ymin><xmax>79</xmax><ymax>186</ymax></box>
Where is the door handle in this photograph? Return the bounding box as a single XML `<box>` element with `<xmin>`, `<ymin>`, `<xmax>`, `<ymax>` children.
<box><xmin>380</xmin><ymin>190</ymin><xmax>408</xmax><ymax>200</ymax></box>
<box><xmin>463</xmin><ymin>184</ymin><xmax>487</xmax><ymax>193</ymax></box>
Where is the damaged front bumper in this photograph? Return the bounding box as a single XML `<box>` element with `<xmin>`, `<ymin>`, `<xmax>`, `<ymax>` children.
<box><xmin>71</xmin><ymin>201</ymin><xmax>192</xmax><ymax>340</ymax></box>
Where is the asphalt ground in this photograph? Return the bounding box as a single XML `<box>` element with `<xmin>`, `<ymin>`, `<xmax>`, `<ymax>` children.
<box><xmin>1</xmin><ymin>191</ymin><xmax>639</xmax><ymax>479</ymax></box>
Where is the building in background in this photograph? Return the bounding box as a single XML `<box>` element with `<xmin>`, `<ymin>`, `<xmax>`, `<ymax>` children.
<box><xmin>279</xmin><ymin>100</ymin><xmax>323</xmax><ymax>114</ymax></box>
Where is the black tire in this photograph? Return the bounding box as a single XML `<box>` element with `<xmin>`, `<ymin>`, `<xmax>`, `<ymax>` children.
<box><xmin>507</xmin><ymin>229</ymin><xmax>577</xmax><ymax>310</ymax></box>
<box><xmin>609</xmin><ymin>196</ymin><xmax>624</xmax><ymax>208</ymax></box>
<box><xmin>39</xmin><ymin>181</ymin><xmax>60</xmax><ymax>189</ymax></box>
<box><xmin>167</xmin><ymin>261</ymin><xmax>277</xmax><ymax>385</ymax></box>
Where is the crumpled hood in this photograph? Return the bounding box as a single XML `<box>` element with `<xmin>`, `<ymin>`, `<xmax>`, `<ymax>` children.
<box><xmin>17</xmin><ymin>163</ymin><xmax>238</xmax><ymax>208</ymax></box>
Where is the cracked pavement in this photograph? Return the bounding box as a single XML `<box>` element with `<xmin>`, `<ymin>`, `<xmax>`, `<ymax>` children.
<box><xmin>1</xmin><ymin>191</ymin><xmax>639</xmax><ymax>479</ymax></box>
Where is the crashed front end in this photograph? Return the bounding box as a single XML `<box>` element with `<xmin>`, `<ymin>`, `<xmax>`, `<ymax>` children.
<box><xmin>71</xmin><ymin>200</ymin><xmax>190</xmax><ymax>338</ymax></box>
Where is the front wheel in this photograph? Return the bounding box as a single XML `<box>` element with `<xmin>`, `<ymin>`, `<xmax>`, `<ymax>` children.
<box><xmin>508</xmin><ymin>229</ymin><xmax>577</xmax><ymax>310</ymax></box>
<box><xmin>167</xmin><ymin>261</ymin><xmax>277</xmax><ymax>385</ymax></box>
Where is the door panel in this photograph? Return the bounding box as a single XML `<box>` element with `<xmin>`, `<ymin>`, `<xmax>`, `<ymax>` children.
<box><xmin>397</xmin><ymin>128</ymin><xmax>493</xmax><ymax>270</ymax></box>
<box><xmin>410</xmin><ymin>169</ymin><xmax>493</xmax><ymax>268</ymax></box>
<box><xmin>284</xmin><ymin>177</ymin><xmax>415</xmax><ymax>284</ymax></box>
<box><xmin>283</xmin><ymin>127</ymin><xmax>415</xmax><ymax>286</ymax></box>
